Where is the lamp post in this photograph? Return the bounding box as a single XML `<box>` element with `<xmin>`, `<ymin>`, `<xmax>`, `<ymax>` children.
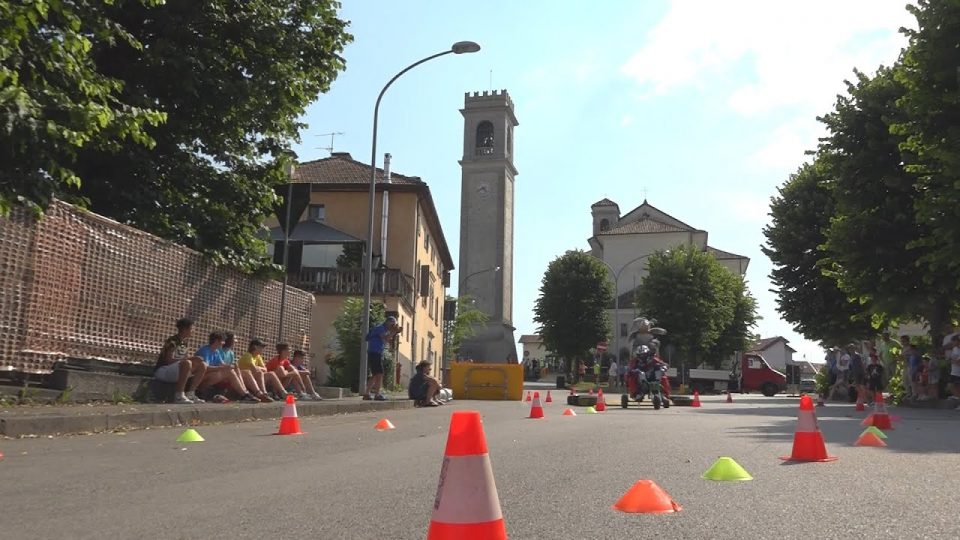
<box><xmin>596</xmin><ymin>252</ymin><xmax>661</xmax><ymax>363</ymax></box>
<box><xmin>449</xmin><ymin>265</ymin><xmax>500</xmax><ymax>364</ymax></box>
<box><xmin>358</xmin><ymin>41</ymin><xmax>481</xmax><ymax>395</ymax></box>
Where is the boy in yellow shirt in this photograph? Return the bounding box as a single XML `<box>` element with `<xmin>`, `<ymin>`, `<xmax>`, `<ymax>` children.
<box><xmin>238</xmin><ymin>339</ymin><xmax>288</xmax><ymax>399</ymax></box>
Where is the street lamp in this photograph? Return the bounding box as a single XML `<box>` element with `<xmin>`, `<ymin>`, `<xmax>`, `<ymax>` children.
<box><xmin>358</xmin><ymin>41</ymin><xmax>481</xmax><ymax>395</ymax></box>
<box><xmin>596</xmin><ymin>252</ymin><xmax>662</xmax><ymax>363</ymax></box>
<box><xmin>458</xmin><ymin>265</ymin><xmax>501</xmax><ymax>290</ymax></box>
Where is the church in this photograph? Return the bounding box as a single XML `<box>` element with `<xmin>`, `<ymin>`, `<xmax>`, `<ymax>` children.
<box><xmin>587</xmin><ymin>198</ymin><xmax>749</xmax><ymax>359</ymax></box>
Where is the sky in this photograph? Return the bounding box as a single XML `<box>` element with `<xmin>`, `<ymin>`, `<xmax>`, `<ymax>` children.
<box><xmin>291</xmin><ymin>0</ymin><xmax>917</xmax><ymax>366</ymax></box>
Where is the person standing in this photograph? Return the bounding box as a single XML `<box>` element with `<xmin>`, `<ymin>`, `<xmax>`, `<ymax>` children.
<box><xmin>944</xmin><ymin>334</ymin><xmax>960</xmax><ymax>401</ymax></box>
<box><xmin>608</xmin><ymin>360</ymin><xmax>619</xmax><ymax>390</ymax></box>
<box><xmin>364</xmin><ymin>316</ymin><xmax>399</xmax><ymax>401</ymax></box>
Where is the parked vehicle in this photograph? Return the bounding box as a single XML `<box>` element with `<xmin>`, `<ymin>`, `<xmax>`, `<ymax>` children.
<box><xmin>799</xmin><ymin>378</ymin><xmax>817</xmax><ymax>394</ymax></box>
<box><xmin>668</xmin><ymin>353</ymin><xmax>787</xmax><ymax>397</ymax></box>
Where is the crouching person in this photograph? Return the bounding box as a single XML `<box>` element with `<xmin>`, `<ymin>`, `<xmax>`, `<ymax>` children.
<box><xmin>408</xmin><ymin>360</ymin><xmax>444</xmax><ymax>407</ymax></box>
<box><xmin>196</xmin><ymin>332</ymin><xmax>263</xmax><ymax>403</ymax></box>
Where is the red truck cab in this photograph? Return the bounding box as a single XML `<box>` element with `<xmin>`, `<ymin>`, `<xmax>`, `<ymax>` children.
<box><xmin>730</xmin><ymin>353</ymin><xmax>786</xmax><ymax>396</ymax></box>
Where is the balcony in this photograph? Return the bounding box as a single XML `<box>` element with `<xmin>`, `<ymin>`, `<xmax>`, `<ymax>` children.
<box><xmin>291</xmin><ymin>267</ymin><xmax>415</xmax><ymax>308</ymax></box>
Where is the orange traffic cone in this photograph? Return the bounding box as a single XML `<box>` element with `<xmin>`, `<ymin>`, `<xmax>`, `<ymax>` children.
<box><xmin>861</xmin><ymin>392</ymin><xmax>893</xmax><ymax>430</ymax></box>
<box><xmin>528</xmin><ymin>391</ymin><xmax>545</xmax><ymax>419</ymax></box>
<box><xmin>427</xmin><ymin>411</ymin><xmax>507</xmax><ymax>540</ymax></box>
<box><xmin>595</xmin><ymin>389</ymin><xmax>606</xmax><ymax>412</ymax></box>
<box><xmin>726</xmin><ymin>392</ymin><xmax>733</xmax><ymax>404</ymax></box>
<box><xmin>854</xmin><ymin>392</ymin><xmax>865</xmax><ymax>412</ymax></box>
<box><xmin>613</xmin><ymin>480</ymin><xmax>682</xmax><ymax>514</ymax></box>
<box><xmin>545</xmin><ymin>390</ymin><xmax>553</xmax><ymax>403</ymax></box>
<box><xmin>691</xmin><ymin>391</ymin><xmax>702</xmax><ymax>408</ymax></box>
<box><xmin>562</xmin><ymin>408</ymin><xmax>577</xmax><ymax>416</ymax></box>
<box><xmin>374</xmin><ymin>418</ymin><xmax>396</xmax><ymax>431</ymax></box>
<box><xmin>525</xmin><ymin>391</ymin><xmax>532</xmax><ymax>402</ymax></box>
<box><xmin>780</xmin><ymin>395</ymin><xmax>837</xmax><ymax>462</ymax></box>
<box><xmin>275</xmin><ymin>394</ymin><xmax>303</xmax><ymax>435</ymax></box>
<box><xmin>854</xmin><ymin>432</ymin><xmax>886</xmax><ymax>447</ymax></box>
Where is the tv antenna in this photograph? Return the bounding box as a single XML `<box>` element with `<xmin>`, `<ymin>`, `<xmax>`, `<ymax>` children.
<box><xmin>317</xmin><ymin>132</ymin><xmax>345</xmax><ymax>155</ymax></box>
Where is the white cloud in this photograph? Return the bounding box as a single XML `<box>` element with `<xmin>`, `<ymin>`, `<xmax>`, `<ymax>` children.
<box><xmin>713</xmin><ymin>190</ymin><xmax>773</xmax><ymax>224</ymax></box>
<box><xmin>746</xmin><ymin>117</ymin><xmax>822</xmax><ymax>171</ymax></box>
<box><xmin>620</xmin><ymin>114</ymin><xmax>634</xmax><ymax>127</ymax></box>
<box><xmin>621</xmin><ymin>0</ymin><xmax>912</xmax><ymax>117</ymax></box>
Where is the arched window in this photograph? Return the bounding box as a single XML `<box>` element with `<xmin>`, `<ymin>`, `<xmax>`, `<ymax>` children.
<box><xmin>599</xmin><ymin>218</ymin><xmax>610</xmax><ymax>232</ymax></box>
<box><xmin>476</xmin><ymin>121</ymin><xmax>494</xmax><ymax>155</ymax></box>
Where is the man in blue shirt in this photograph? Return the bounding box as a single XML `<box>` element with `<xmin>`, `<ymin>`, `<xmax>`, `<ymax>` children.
<box><xmin>364</xmin><ymin>316</ymin><xmax>400</xmax><ymax>401</ymax></box>
<box><xmin>196</xmin><ymin>332</ymin><xmax>262</xmax><ymax>403</ymax></box>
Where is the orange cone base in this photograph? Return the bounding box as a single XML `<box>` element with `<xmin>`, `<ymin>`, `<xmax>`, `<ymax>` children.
<box><xmin>275</xmin><ymin>417</ymin><xmax>304</xmax><ymax>436</ymax></box>
<box><xmin>854</xmin><ymin>432</ymin><xmax>887</xmax><ymax>447</ymax></box>
<box><xmin>780</xmin><ymin>431</ymin><xmax>837</xmax><ymax>462</ymax></box>
<box><xmin>861</xmin><ymin>414</ymin><xmax>894</xmax><ymax>430</ymax></box>
<box><xmin>427</xmin><ymin>519</ymin><xmax>507</xmax><ymax>540</ymax></box>
<box><xmin>613</xmin><ymin>480</ymin><xmax>682</xmax><ymax>514</ymax></box>
<box><xmin>855</xmin><ymin>402</ymin><xmax>865</xmax><ymax>412</ymax></box>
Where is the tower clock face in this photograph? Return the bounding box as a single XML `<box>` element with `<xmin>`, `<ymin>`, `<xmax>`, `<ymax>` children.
<box><xmin>475</xmin><ymin>182</ymin><xmax>490</xmax><ymax>197</ymax></box>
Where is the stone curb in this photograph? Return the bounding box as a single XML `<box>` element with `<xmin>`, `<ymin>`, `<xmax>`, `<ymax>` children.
<box><xmin>0</xmin><ymin>400</ymin><xmax>412</xmax><ymax>437</ymax></box>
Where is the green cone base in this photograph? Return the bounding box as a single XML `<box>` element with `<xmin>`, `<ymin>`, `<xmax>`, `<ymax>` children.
<box><xmin>702</xmin><ymin>456</ymin><xmax>753</xmax><ymax>481</ymax></box>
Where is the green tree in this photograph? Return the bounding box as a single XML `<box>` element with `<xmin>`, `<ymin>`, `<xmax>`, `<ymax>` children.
<box><xmin>329</xmin><ymin>298</ymin><xmax>391</xmax><ymax>392</ymax></box>
<box><xmin>818</xmin><ymin>66</ymin><xmax>956</xmax><ymax>337</ymax></box>
<box><xmin>636</xmin><ymin>245</ymin><xmax>757</xmax><ymax>368</ymax></box>
<box><xmin>533</xmin><ymin>250</ymin><xmax>613</xmax><ymax>375</ymax></box>
<box><xmin>0</xmin><ymin>0</ymin><xmax>167</xmax><ymax>216</ymax></box>
<box><xmin>2</xmin><ymin>1</ymin><xmax>352</xmax><ymax>273</ymax></box>
<box><xmin>705</xmin><ymin>273</ymin><xmax>760</xmax><ymax>367</ymax></box>
<box><xmin>442</xmin><ymin>295</ymin><xmax>489</xmax><ymax>361</ymax></box>
<box><xmin>895</xmin><ymin>0</ymin><xmax>960</xmax><ymax>289</ymax></box>
<box><xmin>762</xmin><ymin>162</ymin><xmax>874</xmax><ymax>344</ymax></box>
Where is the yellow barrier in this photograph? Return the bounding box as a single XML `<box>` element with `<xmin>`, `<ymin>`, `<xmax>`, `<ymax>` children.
<box><xmin>449</xmin><ymin>362</ymin><xmax>524</xmax><ymax>401</ymax></box>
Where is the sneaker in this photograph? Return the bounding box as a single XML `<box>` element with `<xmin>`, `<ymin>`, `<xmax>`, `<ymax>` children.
<box><xmin>174</xmin><ymin>394</ymin><xmax>195</xmax><ymax>404</ymax></box>
<box><xmin>362</xmin><ymin>394</ymin><xmax>373</xmax><ymax>401</ymax></box>
<box><xmin>297</xmin><ymin>393</ymin><xmax>313</xmax><ymax>401</ymax></box>
<box><xmin>257</xmin><ymin>393</ymin><xmax>274</xmax><ymax>403</ymax></box>
<box><xmin>311</xmin><ymin>392</ymin><xmax>324</xmax><ymax>401</ymax></box>
<box><xmin>189</xmin><ymin>393</ymin><xmax>206</xmax><ymax>403</ymax></box>
<box><xmin>374</xmin><ymin>394</ymin><xmax>387</xmax><ymax>401</ymax></box>
<box><xmin>239</xmin><ymin>393</ymin><xmax>260</xmax><ymax>403</ymax></box>
<box><xmin>947</xmin><ymin>395</ymin><xmax>959</xmax><ymax>401</ymax></box>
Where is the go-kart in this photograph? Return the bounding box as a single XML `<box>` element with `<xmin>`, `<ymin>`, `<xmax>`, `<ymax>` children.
<box><xmin>621</xmin><ymin>349</ymin><xmax>671</xmax><ymax>410</ymax></box>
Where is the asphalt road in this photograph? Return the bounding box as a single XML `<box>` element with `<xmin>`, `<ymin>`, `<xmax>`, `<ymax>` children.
<box><xmin>1</xmin><ymin>394</ymin><xmax>958</xmax><ymax>540</ymax></box>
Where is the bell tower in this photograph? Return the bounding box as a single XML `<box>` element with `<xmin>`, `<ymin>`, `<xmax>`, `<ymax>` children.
<box><xmin>457</xmin><ymin>90</ymin><xmax>519</xmax><ymax>363</ymax></box>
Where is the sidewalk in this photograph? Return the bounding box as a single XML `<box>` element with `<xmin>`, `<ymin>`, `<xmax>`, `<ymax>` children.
<box><xmin>0</xmin><ymin>396</ymin><xmax>412</xmax><ymax>438</ymax></box>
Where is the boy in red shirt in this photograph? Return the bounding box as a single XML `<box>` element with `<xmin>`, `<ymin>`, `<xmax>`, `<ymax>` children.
<box><xmin>267</xmin><ymin>344</ymin><xmax>321</xmax><ymax>401</ymax></box>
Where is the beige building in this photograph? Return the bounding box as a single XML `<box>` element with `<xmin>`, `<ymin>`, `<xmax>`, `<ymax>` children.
<box><xmin>587</xmin><ymin>199</ymin><xmax>749</xmax><ymax>360</ymax></box>
<box><xmin>270</xmin><ymin>152</ymin><xmax>453</xmax><ymax>387</ymax></box>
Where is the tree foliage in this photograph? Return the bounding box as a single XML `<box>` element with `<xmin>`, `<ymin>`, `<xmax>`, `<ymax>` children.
<box><xmin>442</xmin><ymin>295</ymin><xmax>489</xmax><ymax>361</ymax></box>
<box><xmin>894</xmin><ymin>0</ymin><xmax>960</xmax><ymax>289</ymax></box>
<box><xmin>762</xmin><ymin>162</ymin><xmax>874</xmax><ymax>344</ymax></box>
<box><xmin>636</xmin><ymin>245</ymin><xmax>759</xmax><ymax>369</ymax></box>
<box><xmin>1</xmin><ymin>0</ymin><xmax>352</xmax><ymax>273</ymax></box>
<box><xmin>329</xmin><ymin>298</ymin><xmax>390</xmax><ymax>392</ymax></box>
<box><xmin>533</xmin><ymin>250</ymin><xmax>613</xmax><ymax>372</ymax></box>
<box><xmin>764</xmin><ymin>0</ymin><xmax>960</xmax><ymax>346</ymax></box>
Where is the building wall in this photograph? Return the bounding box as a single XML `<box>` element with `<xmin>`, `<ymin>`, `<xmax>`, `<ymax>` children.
<box><xmin>601</xmin><ymin>231</ymin><xmax>694</xmax><ymax>297</ymax></box>
<box><xmin>758</xmin><ymin>342</ymin><xmax>794</xmax><ymax>372</ymax></box>
<box><xmin>300</xmin><ymin>188</ymin><xmax>446</xmax><ymax>388</ymax></box>
<box><xmin>0</xmin><ymin>201</ymin><xmax>314</xmax><ymax>374</ymax></box>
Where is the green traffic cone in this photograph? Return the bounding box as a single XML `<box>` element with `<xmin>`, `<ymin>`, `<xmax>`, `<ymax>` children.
<box><xmin>176</xmin><ymin>428</ymin><xmax>205</xmax><ymax>442</ymax></box>
<box><xmin>862</xmin><ymin>426</ymin><xmax>888</xmax><ymax>439</ymax></box>
<box><xmin>585</xmin><ymin>406</ymin><xmax>597</xmax><ymax>414</ymax></box>
<box><xmin>702</xmin><ymin>457</ymin><xmax>753</xmax><ymax>481</ymax></box>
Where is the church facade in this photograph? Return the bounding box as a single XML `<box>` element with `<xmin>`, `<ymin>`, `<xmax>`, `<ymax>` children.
<box><xmin>587</xmin><ymin>198</ymin><xmax>749</xmax><ymax>360</ymax></box>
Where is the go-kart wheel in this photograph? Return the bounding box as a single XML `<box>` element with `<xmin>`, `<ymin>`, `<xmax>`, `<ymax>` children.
<box><xmin>652</xmin><ymin>395</ymin><xmax>662</xmax><ymax>410</ymax></box>
<box><xmin>621</xmin><ymin>394</ymin><xmax>628</xmax><ymax>409</ymax></box>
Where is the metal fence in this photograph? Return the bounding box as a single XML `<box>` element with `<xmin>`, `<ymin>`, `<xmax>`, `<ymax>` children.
<box><xmin>0</xmin><ymin>201</ymin><xmax>314</xmax><ymax>374</ymax></box>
